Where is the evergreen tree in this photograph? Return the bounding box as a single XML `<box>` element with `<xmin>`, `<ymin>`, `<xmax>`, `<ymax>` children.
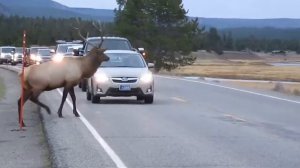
<box><xmin>115</xmin><ymin>0</ymin><xmax>199</xmax><ymax>71</ymax></box>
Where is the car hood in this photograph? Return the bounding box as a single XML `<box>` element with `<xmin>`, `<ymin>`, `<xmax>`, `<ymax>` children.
<box><xmin>95</xmin><ymin>67</ymin><xmax>150</xmax><ymax>78</ymax></box>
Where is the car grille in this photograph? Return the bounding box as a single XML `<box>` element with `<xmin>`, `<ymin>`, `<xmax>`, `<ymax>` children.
<box><xmin>106</xmin><ymin>88</ymin><xmax>143</xmax><ymax>96</ymax></box>
<box><xmin>5</xmin><ymin>55</ymin><xmax>12</xmax><ymax>59</ymax></box>
<box><xmin>112</xmin><ymin>77</ymin><xmax>138</xmax><ymax>83</ymax></box>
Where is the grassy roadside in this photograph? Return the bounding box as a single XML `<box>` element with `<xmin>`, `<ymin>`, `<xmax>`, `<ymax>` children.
<box><xmin>160</xmin><ymin>64</ymin><xmax>300</xmax><ymax>82</ymax></box>
<box><xmin>159</xmin><ymin>56</ymin><xmax>300</xmax><ymax>96</ymax></box>
<box><xmin>226</xmin><ymin>81</ymin><xmax>300</xmax><ymax>96</ymax></box>
<box><xmin>0</xmin><ymin>77</ymin><xmax>5</xmax><ymax>100</ymax></box>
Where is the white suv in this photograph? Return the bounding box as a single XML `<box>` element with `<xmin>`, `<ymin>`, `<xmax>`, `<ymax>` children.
<box><xmin>0</xmin><ymin>46</ymin><xmax>15</xmax><ymax>64</ymax></box>
<box><xmin>86</xmin><ymin>50</ymin><xmax>154</xmax><ymax>104</ymax></box>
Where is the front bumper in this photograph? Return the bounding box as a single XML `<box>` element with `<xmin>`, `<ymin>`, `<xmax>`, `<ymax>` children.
<box><xmin>93</xmin><ymin>79</ymin><xmax>154</xmax><ymax>97</ymax></box>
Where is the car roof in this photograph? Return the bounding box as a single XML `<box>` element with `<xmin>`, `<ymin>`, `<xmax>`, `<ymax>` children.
<box><xmin>57</xmin><ymin>43</ymin><xmax>82</xmax><ymax>46</ymax></box>
<box><xmin>0</xmin><ymin>46</ymin><xmax>15</xmax><ymax>48</ymax></box>
<box><xmin>37</xmin><ymin>48</ymin><xmax>50</xmax><ymax>51</ymax></box>
<box><xmin>30</xmin><ymin>46</ymin><xmax>49</xmax><ymax>49</ymax></box>
<box><xmin>87</xmin><ymin>36</ymin><xmax>129</xmax><ymax>41</ymax></box>
<box><xmin>104</xmin><ymin>50</ymin><xmax>139</xmax><ymax>54</ymax></box>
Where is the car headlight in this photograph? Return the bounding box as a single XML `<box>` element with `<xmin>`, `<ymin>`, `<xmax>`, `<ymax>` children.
<box><xmin>13</xmin><ymin>54</ymin><xmax>18</xmax><ymax>61</ymax></box>
<box><xmin>52</xmin><ymin>53</ymin><xmax>64</xmax><ymax>62</ymax></box>
<box><xmin>95</xmin><ymin>73</ymin><xmax>109</xmax><ymax>83</ymax></box>
<box><xmin>31</xmin><ymin>54</ymin><xmax>36</xmax><ymax>60</ymax></box>
<box><xmin>35</xmin><ymin>55</ymin><xmax>42</xmax><ymax>62</ymax></box>
<box><xmin>140</xmin><ymin>72</ymin><xmax>153</xmax><ymax>83</ymax></box>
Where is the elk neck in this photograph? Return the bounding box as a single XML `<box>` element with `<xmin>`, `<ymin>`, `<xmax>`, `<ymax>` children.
<box><xmin>81</xmin><ymin>50</ymin><xmax>102</xmax><ymax>78</ymax></box>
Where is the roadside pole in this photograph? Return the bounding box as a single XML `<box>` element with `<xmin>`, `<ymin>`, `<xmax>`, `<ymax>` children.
<box><xmin>20</xmin><ymin>30</ymin><xmax>26</xmax><ymax>129</ymax></box>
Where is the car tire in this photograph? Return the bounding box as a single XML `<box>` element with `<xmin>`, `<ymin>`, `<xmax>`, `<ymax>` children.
<box><xmin>137</xmin><ymin>96</ymin><xmax>144</xmax><ymax>101</ymax></box>
<box><xmin>91</xmin><ymin>83</ymin><xmax>100</xmax><ymax>103</ymax></box>
<box><xmin>144</xmin><ymin>95</ymin><xmax>154</xmax><ymax>104</ymax></box>
<box><xmin>0</xmin><ymin>61</ymin><xmax>3</xmax><ymax>64</ymax></box>
<box><xmin>91</xmin><ymin>95</ymin><xmax>100</xmax><ymax>104</ymax></box>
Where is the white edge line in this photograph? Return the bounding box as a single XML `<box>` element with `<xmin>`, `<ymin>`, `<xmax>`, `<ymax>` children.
<box><xmin>157</xmin><ymin>75</ymin><xmax>300</xmax><ymax>105</ymax></box>
<box><xmin>56</xmin><ymin>89</ymin><xmax>127</xmax><ymax>168</ymax></box>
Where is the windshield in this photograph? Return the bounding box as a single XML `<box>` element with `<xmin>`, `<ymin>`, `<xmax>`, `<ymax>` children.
<box><xmin>101</xmin><ymin>53</ymin><xmax>146</xmax><ymax>68</ymax></box>
<box><xmin>38</xmin><ymin>49</ymin><xmax>51</xmax><ymax>56</ymax></box>
<box><xmin>56</xmin><ymin>44</ymin><xmax>80</xmax><ymax>53</ymax></box>
<box><xmin>67</xmin><ymin>45</ymin><xmax>82</xmax><ymax>52</ymax></box>
<box><xmin>30</xmin><ymin>47</ymin><xmax>48</xmax><ymax>54</ymax></box>
<box><xmin>15</xmin><ymin>48</ymin><xmax>23</xmax><ymax>53</ymax></box>
<box><xmin>87</xmin><ymin>39</ymin><xmax>132</xmax><ymax>51</ymax></box>
<box><xmin>2</xmin><ymin>48</ymin><xmax>15</xmax><ymax>53</ymax></box>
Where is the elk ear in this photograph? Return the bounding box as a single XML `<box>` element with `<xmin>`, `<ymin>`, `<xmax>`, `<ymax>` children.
<box><xmin>100</xmin><ymin>48</ymin><xmax>106</xmax><ymax>53</ymax></box>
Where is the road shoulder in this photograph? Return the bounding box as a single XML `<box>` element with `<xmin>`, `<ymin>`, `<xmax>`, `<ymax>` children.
<box><xmin>0</xmin><ymin>67</ymin><xmax>51</xmax><ymax>168</ymax></box>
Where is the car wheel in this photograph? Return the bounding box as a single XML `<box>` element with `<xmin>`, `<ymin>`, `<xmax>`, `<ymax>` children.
<box><xmin>144</xmin><ymin>95</ymin><xmax>154</xmax><ymax>104</ymax></box>
<box><xmin>91</xmin><ymin>95</ymin><xmax>100</xmax><ymax>104</ymax></box>
<box><xmin>137</xmin><ymin>96</ymin><xmax>144</xmax><ymax>101</ymax></box>
<box><xmin>0</xmin><ymin>61</ymin><xmax>3</xmax><ymax>64</ymax></box>
<box><xmin>91</xmin><ymin>84</ymin><xmax>100</xmax><ymax>103</ymax></box>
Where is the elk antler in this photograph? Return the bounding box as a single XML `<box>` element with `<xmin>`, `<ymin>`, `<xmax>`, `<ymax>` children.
<box><xmin>92</xmin><ymin>22</ymin><xmax>104</xmax><ymax>48</ymax></box>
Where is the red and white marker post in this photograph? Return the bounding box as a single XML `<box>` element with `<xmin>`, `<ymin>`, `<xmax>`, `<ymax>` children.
<box><xmin>19</xmin><ymin>30</ymin><xmax>26</xmax><ymax>129</ymax></box>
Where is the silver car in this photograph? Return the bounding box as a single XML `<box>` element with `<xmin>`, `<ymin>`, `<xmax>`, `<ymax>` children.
<box><xmin>86</xmin><ymin>50</ymin><xmax>154</xmax><ymax>104</ymax></box>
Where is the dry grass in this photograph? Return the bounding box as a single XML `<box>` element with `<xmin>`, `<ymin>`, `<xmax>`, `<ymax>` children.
<box><xmin>162</xmin><ymin>65</ymin><xmax>300</xmax><ymax>82</ymax></box>
<box><xmin>160</xmin><ymin>51</ymin><xmax>300</xmax><ymax>96</ymax></box>
<box><xmin>225</xmin><ymin>81</ymin><xmax>300</xmax><ymax>96</ymax></box>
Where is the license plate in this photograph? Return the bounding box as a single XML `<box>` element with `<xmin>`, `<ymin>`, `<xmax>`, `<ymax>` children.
<box><xmin>119</xmin><ymin>85</ymin><xmax>131</xmax><ymax>91</ymax></box>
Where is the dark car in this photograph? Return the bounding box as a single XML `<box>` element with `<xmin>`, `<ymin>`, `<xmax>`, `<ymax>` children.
<box><xmin>76</xmin><ymin>36</ymin><xmax>136</xmax><ymax>92</ymax></box>
<box><xmin>35</xmin><ymin>49</ymin><xmax>52</xmax><ymax>64</ymax></box>
<box><xmin>25</xmin><ymin>46</ymin><xmax>50</xmax><ymax>66</ymax></box>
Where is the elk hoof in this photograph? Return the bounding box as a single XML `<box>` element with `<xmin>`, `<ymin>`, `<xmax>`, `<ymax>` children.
<box><xmin>74</xmin><ymin>112</ymin><xmax>80</xmax><ymax>117</ymax></box>
<box><xmin>58</xmin><ymin>113</ymin><xmax>63</xmax><ymax>118</ymax></box>
<box><xmin>21</xmin><ymin>121</ymin><xmax>26</xmax><ymax>127</ymax></box>
<box><xmin>46</xmin><ymin>107</ymin><xmax>51</xmax><ymax>115</ymax></box>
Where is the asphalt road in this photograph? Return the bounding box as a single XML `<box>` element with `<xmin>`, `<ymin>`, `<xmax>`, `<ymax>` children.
<box><xmin>4</xmin><ymin>65</ymin><xmax>300</xmax><ymax>168</ymax></box>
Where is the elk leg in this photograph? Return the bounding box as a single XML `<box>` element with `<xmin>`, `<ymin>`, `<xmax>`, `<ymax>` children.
<box><xmin>69</xmin><ymin>87</ymin><xmax>80</xmax><ymax>117</ymax></box>
<box><xmin>57</xmin><ymin>87</ymin><xmax>69</xmax><ymax>118</ymax></box>
<box><xmin>30</xmin><ymin>91</ymin><xmax>51</xmax><ymax>115</ymax></box>
<box><xmin>17</xmin><ymin>89</ymin><xmax>32</xmax><ymax>127</ymax></box>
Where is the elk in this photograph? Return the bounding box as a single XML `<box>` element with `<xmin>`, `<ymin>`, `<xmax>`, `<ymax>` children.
<box><xmin>17</xmin><ymin>26</ymin><xmax>109</xmax><ymax>127</ymax></box>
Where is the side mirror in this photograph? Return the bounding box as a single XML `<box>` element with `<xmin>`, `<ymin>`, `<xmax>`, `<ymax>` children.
<box><xmin>74</xmin><ymin>49</ymin><xmax>84</xmax><ymax>56</ymax></box>
<box><xmin>50</xmin><ymin>49</ymin><xmax>55</xmax><ymax>54</ymax></box>
<box><xmin>148</xmin><ymin>63</ymin><xmax>154</xmax><ymax>68</ymax></box>
<box><xmin>138</xmin><ymin>48</ymin><xmax>145</xmax><ymax>52</ymax></box>
<box><xmin>73</xmin><ymin>49</ymin><xmax>80</xmax><ymax>56</ymax></box>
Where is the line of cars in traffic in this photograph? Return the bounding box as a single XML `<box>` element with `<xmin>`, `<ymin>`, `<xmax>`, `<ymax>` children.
<box><xmin>0</xmin><ymin>46</ymin><xmax>23</xmax><ymax>65</ymax></box>
<box><xmin>75</xmin><ymin>36</ymin><xmax>154</xmax><ymax>104</ymax></box>
<box><xmin>1</xmin><ymin>36</ymin><xmax>154</xmax><ymax>104</ymax></box>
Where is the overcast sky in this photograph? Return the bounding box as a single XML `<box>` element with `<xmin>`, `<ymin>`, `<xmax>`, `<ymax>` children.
<box><xmin>53</xmin><ymin>0</ymin><xmax>300</xmax><ymax>19</ymax></box>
